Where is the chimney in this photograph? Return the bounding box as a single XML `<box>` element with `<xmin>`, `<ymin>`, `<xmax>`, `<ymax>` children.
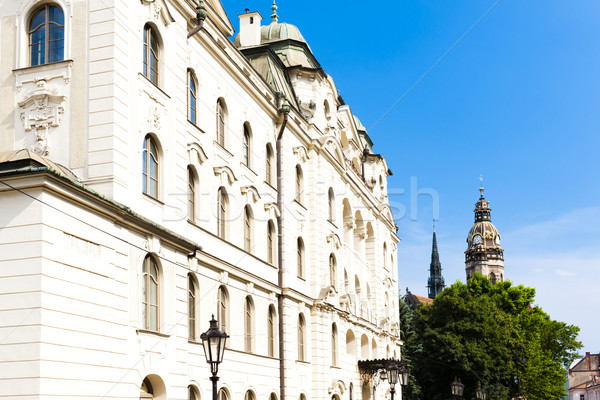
<box><xmin>238</xmin><ymin>11</ymin><xmax>262</xmax><ymax>47</ymax></box>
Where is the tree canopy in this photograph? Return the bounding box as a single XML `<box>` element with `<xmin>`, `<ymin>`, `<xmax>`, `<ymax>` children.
<box><xmin>401</xmin><ymin>274</ymin><xmax>581</xmax><ymax>400</ymax></box>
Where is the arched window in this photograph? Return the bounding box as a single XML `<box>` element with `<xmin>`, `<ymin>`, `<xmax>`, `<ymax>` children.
<box><xmin>243</xmin><ymin>124</ymin><xmax>251</xmax><ymax>167</ymax></box>
<box><xmin>29</xmin><ymin>4</ymin><xmax>64</xmax><ymax>66</ymax></box>
<box><xmin>266</xmin><ymin>144</ymin><xmax>274</xmax><ymax>185</ymax></box>
<box><xmin>328</xmin><ymin>188</ymin><xmax>335</xmax><ymax>223</ymax></box>
<box><xmin>489</xmin><ymin>272</ymin><xmax>497</xmax><ymax>285</ymax></box>
<box><xmin>344</xmin><ymin>269</ymin><xmax>349</xmax><ymax>293</ymax></box>
<box><xmin>142</xmin><ymin>135</ymin><xmax>159</xmax><ymax>199</ymax></box>
<box><xmin>217</xmin><ymin>285</ymin><xmax>229</xmax><ymax>333</ymax></box>
<box><xmin>269</xmin><ymin>393</ymin><xmax>278</xmax><ymax>400</ymax></box>
<box><xmin>267</xmin><ymin>220</ymin><xmax>276</xmax><ymax>264</ymax></box>
<box><xmin>189</xmin><ymin>385</ymin><xmax>200</xmax><ymax>400</ymax></box>
<box><xmin>349</xmin><ymin>383</ymin><xmax>354</xmax><ymax>400</ymax></box>
<box><xmin>216</xmin><ymin>99</ymin><xmax>226</xmax><ymax>147</ymax></box>
<box><xmin>244</xmin><ymin>296</ymin><xmax>254</xmax><ymax>352</ymax></box>
<box><xmin>188</xmin><ymin>274</ymin><xmax>197</xmax><ymax>340</ymax></box>
<box><xmin>244</xmin><ymin>391</ymin><xmax>256</xmax><ymax>400</ymax></box>
<box><xmin>383</xmin><ymin>243</ymin><xmax>388</xmax><ymax>269</ymax></box>
<box><xmin>268</xmin><ymin>304</ymin><xmax>276</xmax><ymax>357</ymax></box>
<box><xmin>140</xmin><ymin>377</ymin><xmax>154</xmax><ymax>399</ymax></box>
<box><xmin>329</xmin><ymin>254</ymin><xmax>336</xmax><ymax>287</ymax></box>
<box><xmin>142</xmin><ymin>24</ymin><xmax>159</xmax><ymax>85</ymax></box>
<box><xmin>188</xmin><ymin>70</ymin><xmax>197</xmax><ymax>124</ymax></box>
<box><xmin>295</xmin><ymin>165</ymin><xmax>303</xmax><ymax>204</ymax></box>
<box><xmin>217</xmin><ymin>188</ymin><xmax>228</xmax><ymax>239</ymax></box>
<box><xmin>244</xmin><ymin>205</ymin><xmax>252</xmax><ymax>253</ymax></box>
<box><xmin>187</xmin><ymin>166</ymin><xmax>196</xmax><ymax>221</ymax></box>
<box><xmin>218</xmin><ymin>388</ymin><xmax>229</xmax><ymax>400</ymax></box>
<box><xmin>331</xmin><ymin>323</ymin><xmax>338</xmax><ymax>366</ymax></box>
<box><xmin>298</xmin><ymin>313</ymin><xmax>305</xmax><ymax>361</ymax></box>
<box><xmin>142</xmin><ymin>254</ymin><xmax>159</xmax><ymax>331</ymax></box>
<box><xmin>297</xmin><ymin>237</ymin><xmax>304</xmax><ymax>278</ymax></box>
<box><xmin>324</xmin><ymin>100</ymin><xmax>331</xmax><ymax>119</ymax></box>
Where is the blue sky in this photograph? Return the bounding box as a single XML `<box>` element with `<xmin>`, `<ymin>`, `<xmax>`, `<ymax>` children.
<box><xmin>222</xmin><ymin>1</ymin><xmax>600</xmax><ymax>353</ymax></box>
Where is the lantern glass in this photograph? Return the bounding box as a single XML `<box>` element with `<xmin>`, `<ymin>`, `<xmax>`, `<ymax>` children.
<box><xmin>387</xmin><ymin>365</ymin><xmax>399</xmax><ymax>385</ymax></box>
<box><xmin>451</xmin><ymin>378</ymin><xmax>464</xmax><ymax>396</ymax></box>
<box><xmin>200</xmin><ymin>315</ymin><xmax>229</xmax><ymax>374</ymax></box>
<box><xmin>476</xmin><ymin>387</ymin><xmax>486</xmax><ymax>400</ymax></box>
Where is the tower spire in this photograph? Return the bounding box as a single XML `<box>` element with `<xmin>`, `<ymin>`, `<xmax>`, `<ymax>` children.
<box><xmin>427</xmin><ymin>226</ymin><xmax>445</xmax><ymax>299</ymax></box>
<box><xmin>271</xmin><ymin>0</ymin><xmax>279</xmax><ymax>23</ymax></box>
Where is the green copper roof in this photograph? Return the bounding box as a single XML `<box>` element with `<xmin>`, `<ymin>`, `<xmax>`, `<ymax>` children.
<box><xmin>261</xmin><ymin>22</ymin><xmax>306</xmax><ymax>43</ymax></box>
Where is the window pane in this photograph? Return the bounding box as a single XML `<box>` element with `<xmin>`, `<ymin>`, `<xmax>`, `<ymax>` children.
<box><xmin>49</xmin><ymin>6</ymin><xmax>64</xmax><ymax>25</ymax></box>
<box><xmin>49</xmin><ymin>22</ymin><xmax>64</xmax><ymax>41</ymax></box>
<box><xmin>30</xmin><ymin>42</ymin><xmax>45</xmax><ymax>66</ymax></box>
<box><xmin>149</xmin><ymin>304</ymin><xmax>157</xmax><ymax>330</ymax></box>
<box><xmin>48</xmin><ymin>39</ymin><xmax>64</xmax><ymax>63</ymax></box>
<box><xmin>30</xmin><ymin>9</ymin><xmax>46</xmax><ymax>31</ymax></box>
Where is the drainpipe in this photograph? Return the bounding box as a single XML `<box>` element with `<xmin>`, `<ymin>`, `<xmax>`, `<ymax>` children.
<box><xmin>276</xmin><ymin>97</ymin><xmax>290</xmax><ymax>400</ymax></box>
<box><xmin>187</xmin><ymin>1</ymin><xmax>208</xmax><ymax>38</ymax></box>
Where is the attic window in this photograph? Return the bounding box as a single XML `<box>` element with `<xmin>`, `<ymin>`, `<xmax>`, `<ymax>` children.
<box><xmin>250</xmin><ymin>17</ymin><xmax>254</xmax><ymax>24</ymax></box>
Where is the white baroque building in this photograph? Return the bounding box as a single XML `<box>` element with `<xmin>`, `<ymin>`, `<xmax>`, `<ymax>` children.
<box><xmin>0</xmin><ymin>1</ymin><xmax>402</xmax><ymax>399</ymax></box>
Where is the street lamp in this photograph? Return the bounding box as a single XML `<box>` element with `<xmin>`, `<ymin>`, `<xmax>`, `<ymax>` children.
<box><xmin>398</xmin><ymin>361</ymin><xmax>409</xmax><ymax>387</ymax></box>
<box><xmin>476</xmin><ymin>386</ymin><xmax>487</xmax><ymax>400</ymax></box>
<box><xmin>451</xmin><ymin>378</ymin><xmax>464</xmax><ymax>400</ymax></box>
<box><xmin>387</xmin><ymin>365</ymin><xmax>399</xmax><ymax>400</ymax></box>
<box><xmin>200</xmin><ymin>315</ymin><xmax>229</xmax><ymax>400</ymax></box>
<box><xmin>488</xmin><ymin>383</ymin><xmax>505</xmax><ymax>400</ymax></box>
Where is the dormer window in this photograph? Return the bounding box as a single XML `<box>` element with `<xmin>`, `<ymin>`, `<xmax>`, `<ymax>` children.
<box><xmin>250</xmin><ymin>17</ymin><xmax>254</xmax><ymax>24</ymax></box>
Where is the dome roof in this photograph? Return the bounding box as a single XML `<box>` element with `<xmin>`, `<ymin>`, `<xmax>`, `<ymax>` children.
<box><xmin>467</xmin><ymin>221</ymin><xmax>502</xmax><ymax>250</ymax></box>
<box><xmin>260</xmin><ymin>21</ymin><xmax>305</xmax><ymax>43</ymax></box>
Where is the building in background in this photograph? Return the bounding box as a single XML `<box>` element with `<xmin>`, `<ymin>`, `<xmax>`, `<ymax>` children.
<box><xmin>569</xmin><ymin>352</ymin><xmax>600</xmax><ymax>400</ymax></box>
<box><xmin>465</xmin><ymin>186</ymin><xmax>505</xmax><ymax>283</ymax></box>
<box><xmin>427</xmin><ymin>228</ymin><xmax>445</xmax><ymax>299</ymax></box>
<box><xmin>0</xmin><ymin>1</ymin><xmax>402</xmax><ymax>399</ymax></box>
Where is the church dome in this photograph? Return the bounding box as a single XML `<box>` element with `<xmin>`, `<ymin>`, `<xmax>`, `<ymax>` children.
<box><xmin>260</xmin><ymin>21</ymin><xmax>305</xmax><ymax>43</ymax></box>
<box><xmin>465</xmin><ymin>186</ymin><xmax>503</xmax><ymax>252</ymax></box>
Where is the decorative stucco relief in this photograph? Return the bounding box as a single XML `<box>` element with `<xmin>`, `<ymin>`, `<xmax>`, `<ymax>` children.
<box><xmin>17</xmin><ymin>77</ymin><xmax>67</xmax><ymax>156</ymax></box>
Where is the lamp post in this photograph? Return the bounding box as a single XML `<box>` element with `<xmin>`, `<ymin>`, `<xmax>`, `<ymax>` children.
<box><xmin>398</xmin><ymin>361</ymin><xmax>409</xmax><ymax>388</ymax></box>
<box><xmin>451</xmin><ymin>377</ymin><xmax>464</xmax><ymax>400</ymax></box>
<box><xmin>387</xmin><ymin>364</ymin><xmax>399</xmax><ymax>400</ymax></box>
<box><xmin>200</xmin><ymin>315</ymin><xmax>229</xmax><ymax>400</ymax></box>
<box><xmin>476</xmin><ymin>386</ymin><xmax>487</xmax><ymax>400</ymax></box>
<box><xmin>488</xmin><ymin>383</ymin><xmax>505</xmax><ymax>400</ymax></box>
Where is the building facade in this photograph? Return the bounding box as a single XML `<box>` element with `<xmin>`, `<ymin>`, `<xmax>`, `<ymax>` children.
<box><xmin>465</xmin><ymin>186</ymin><xmax>504</xmax><ymax>283</ymax></box>
<box><xmin>569</xmin><ymin>353</ymin><xmax>600</xmax><ymax>400</ymax></box>
<box><xmin>0</xmin><ymin>1</ymin><xmax>402</xmax><ymax>400</ymax></box>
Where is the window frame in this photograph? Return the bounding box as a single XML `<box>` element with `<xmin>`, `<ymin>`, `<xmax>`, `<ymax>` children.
<box><xmin>243</xmin><ymin>124</ymin><xmax>251</xmax><ymax>168</ymax></box>
<box><xmin>295</xmin><ymin>165</ymin><xmax>303</xmax><ymax>204</ymax></box>
<box><xmin>142</xmin><ymin>135</ymin><xmax>159</xmax><ymax>199</ymax></box>
<box><xmin>216</xmin><ymin>99</ymin><xmax>226</xmax><ymax>147</ymax></box>
<box><xmin>28</xmin><ymin>4</ymin><xmax>65</xmax><ymax>67</ymax></box>
<box><xmin>267</xmin><ymin>220</ymin><xmax>275</xmax><ymax>264</ymax></box>
<box><xmin>331</xmin><ymin>323</ymin><xmax>338</xmax><ymax>366</ymax></box>
<box><xmin>187</xmin><ymin>166</ymin><xmax>196</xmax><ymax>222</ymax></box>
<box><xmin>217</xmin><ymin>188</ymin><xmax>228</xmax><ymax>239</ymax></box>
<box><xmin>142</xmin><ymin>254</ymin><xmax>160</xmax><ymax>331</ymax></box>
<box><xmin>217</xmin><ymin>285</ymin><xmax>229</xmax><ymax>334</ymax></box>
<box><xmin>329</xmin><ymin>254</ymin><xmax>336</xmax><ymax>288</ymax></box>
<box><xmin>266</xmin><ymin>144</ymin><xmax>274</xmax><ymax>185</ymax></box>
<box><xmin>297</xmin><ymin>237</ymin><xmax>304</xmax><ymax>278</ymax></box>
<box><xmin>244</xmin><ymin>296</ymin><xmax>254</xmax><ymax>353</ymax></box>
<box><xmin>243</xmin><ymin>205</ymin><xmax>252</xmax><ymax>253</ymax></box>
<box><xmin>188</xmin><ymin>274</ymin><xmax>197</xmax><ymax>340</ymax></box>
<box><xmin>187</xmin><ymin>69</ymin><xmax>198</xmax><ymax>124</ymax></box>
<box><xmin>298</xmin><ymin>313</ymin><xmax>305</xmax><ymax>361</ymax></box>
<box><xmin>328</xmin><ymin>187</ymin><xmax>335</xmax><ymax>223</ymax></box>
<box><xmin>268</xmin><ymin>305</ymin><xmax>276</xmax><ymax>357</ymax></box>
<box><xmin>142</xmin><ymin>23</ymin><xmax>160</xmax><ymax>86</ymax></box>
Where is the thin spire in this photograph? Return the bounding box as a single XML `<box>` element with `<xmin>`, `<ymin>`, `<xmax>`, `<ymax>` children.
<box><xmin>479</xmin><ymin>175</ymin><xmax>484</xmax><ymax>198</ymax></box>
<box><xmin>428</xmin><ymin>226</ymin><xmax>445</xmax><ymax>299</ymax></box>
<box><xmin>271</xmin><ymin>0</ymin><xmax>279</xmax><ymax>23</ymax></box>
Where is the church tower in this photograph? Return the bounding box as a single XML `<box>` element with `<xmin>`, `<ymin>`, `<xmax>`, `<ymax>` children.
<box><xmin>427</xmin><ymin>228</ymin><xmax>445</xmax><ymax>298</ymax></box>
<box><xmin>465</xmin><ymin>185</ymin><xmax>504</xmax><ymax>283</ymax></box>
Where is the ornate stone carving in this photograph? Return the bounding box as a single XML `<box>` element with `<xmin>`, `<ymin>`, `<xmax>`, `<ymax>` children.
<box><xmin>17</xmin><ymin>77</ymin><xmax>67</xmax><ymax>156</ymax></box>
<box><xmin>149</xmin><ymin>104</ymin><xmax>162</xmax><ymax>131</ymax></box>
<box><xmin>297</xmin><ymin>98</ymin><xmax>316</xmax><ymax>119</ymax></box>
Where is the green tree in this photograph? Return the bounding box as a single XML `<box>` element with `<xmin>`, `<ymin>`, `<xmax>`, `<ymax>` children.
<box><xmin>399</xmin><ymin>291</ymin><xmax>422</xmax><ymax>399</ymax></box>
<box><xmin>409</xmin><ymin>274</ymin><xmax>580</xmax><ymax>400</ymax></box>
